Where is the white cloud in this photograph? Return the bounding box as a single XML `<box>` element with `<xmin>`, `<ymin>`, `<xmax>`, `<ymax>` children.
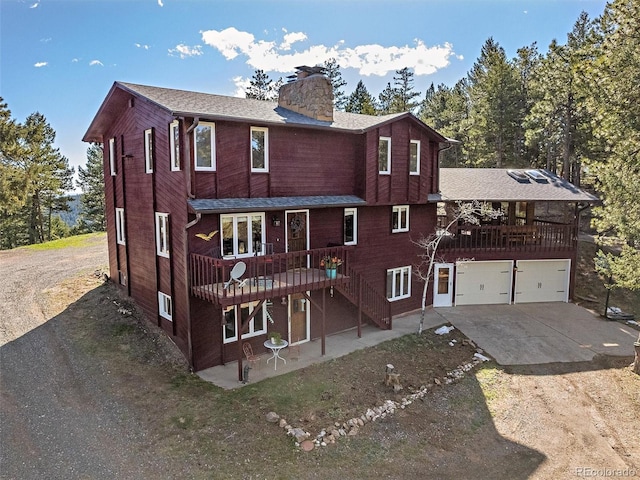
<box><xmin>232</xmin><ymin>76</ymin><xmax>251</xmax><ymax>98</ymax></box>
<box><xmin>89</xmin><ymin>60</ymin><xmax>104</xmax><ymax>67</ymax></box>
<box><xmin>158</xmin><ymin>0</ymin><xmax>163</xmax><ymax>6</ymax></box>
<box><xmin>135</xmin><ymin>43</ymin><xmax>151</xmax><ymax>50</ymax></box>
<box><xmin>30</xmin><ymin>2</ymin><xmax>39</xmax><ymax>8</ymax></box>
<box><xmin>40</xmin><ymin>38</ymin><xmax>52</xmax><ymax>43</ymax></box>
<box><xmin>72</xmin><ymin>58</ymin><xmax>79</xmax><ymax>63</ymax></box>
<box><xmin>34</xmin><ymin>61</ymin><xmax>48</xmax><ymax>68</ymax></box>
<box><xmin>200</xmin><ymin>27</ymin><xmax>456</xmax><ymax>77</ymax></box>
<box><xmin>168</xmin><ymin>44</ymin><xmax>203</xmax><ymax>59</ymax></box>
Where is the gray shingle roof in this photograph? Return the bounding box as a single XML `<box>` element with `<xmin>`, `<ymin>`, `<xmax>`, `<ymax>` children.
<box><xmin>118</xmin><ymin>82</ymin><xmax>407</xmax><ymax>132</ymax></box>
<box><xmin>429</xmin><ymin>168</ymin><xmax>599</xmax><ymax>203</ymax></box>
<box><xmin>188</xmin><ymin>195</ymin><xmax>366</xmax><ymax>214</ymax></box>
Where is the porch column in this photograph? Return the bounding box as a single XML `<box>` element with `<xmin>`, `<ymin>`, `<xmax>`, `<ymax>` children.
<box><xmin>321</xmin><ymin>288</ymin><xmax>326</xmax><ymax>356</ymax></box>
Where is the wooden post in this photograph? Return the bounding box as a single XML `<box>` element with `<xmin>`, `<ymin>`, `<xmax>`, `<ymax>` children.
<box><xmin>357</xmin><ymin>276</ymin><xmax>362</xmax><ymax>338</ymax></box>
<box><xmin>237</xmin><ymin>308</ymin><xmax>243</xmax><ymax>382</ymax></box>
<box><xmin>321</xmin><ymin>287</ymin><xmax>326</xmax><ymax>356</ymax></box>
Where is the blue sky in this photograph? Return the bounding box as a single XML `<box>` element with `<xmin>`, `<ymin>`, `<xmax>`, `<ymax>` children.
<box><xmin>1</xmin><ymin>0</ymin><xmax>606</xmax><ymax>187</ymax></box>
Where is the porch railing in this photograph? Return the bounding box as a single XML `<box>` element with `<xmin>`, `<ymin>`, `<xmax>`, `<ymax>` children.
<box><xmin>189</xmin><ymin>246</ymin><xmax>353</xmax><ymax>307</ymax></box>
<box><xmin>437</xmin><ymin>223</ymin><xmax>577</xmax><ymax>254</ymax></box>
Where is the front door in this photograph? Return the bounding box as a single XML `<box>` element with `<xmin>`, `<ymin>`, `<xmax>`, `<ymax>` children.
<box><xmin>289</xmin><ymin>293</ymin><xmax>310</xmax><ymax>344</ymax></box>
<box><xmin>286</xmin><ymin>210</ymin><xmax>309</xmax><ymax>269</ymax></box>
<box><xmin>433</xmin><ymin>263</ymin><xmax>454</xmax><ymax>307</ymax></box>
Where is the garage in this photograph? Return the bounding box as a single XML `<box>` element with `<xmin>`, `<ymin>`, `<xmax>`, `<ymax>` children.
<box><xmin>454</xmin><ymin>260</ymin><xmax>513</xmax><ymax>306</ymax></box>
<box><xmin>514</xmin><ymin>259</ymin><xmax>570</xmax><ymax>303</ymax></box>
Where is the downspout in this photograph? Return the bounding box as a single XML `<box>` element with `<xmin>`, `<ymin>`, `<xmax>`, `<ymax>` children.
<box><xmin>184</xmin><ymin>212</ymin><xmax>202</xmax><ymax>371</ymax></box>
<box><xmin>435</xmin><ymin>139</ymin><xmax>455</xmax><ymax>193</ymax></box>
<box><xmin>181</xmin><ymin>117</ymin><xmax>200</xmax><ymax>371</ymax></box>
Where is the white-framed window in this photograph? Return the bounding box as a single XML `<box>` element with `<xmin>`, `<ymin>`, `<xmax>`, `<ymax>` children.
<box><xmin>344</xmin><ymin>208</ymin><xmax>357</xmax><ymax>245</ymax></box>
<box><xmin>222</xmin><ymin>301</ymin><xmax>267</xmax><ymax>343</ymax></box>
<box><xmin>109</xmin><ymin>137</ymin><xmax>116</xmax><ymax>176</ymax></box>
<box><xmin>221</xmin><ymin>213</ymin><xmax>265</xmax><ymax>258</ymax></box>
<box><xmin>387</xmin><ymin>266</ymin><xmax>411</xmax><ymax>301</ymax></box>
<box><xmin>115</xmin><ymin>208</ymin><xmax>125</xmax><ymax>245</ymax></box>
<box><xmin>251</xmin><ymin>127</ymin><xmax>268</xmax><ymax>172</ymax></box>
<box><xmin>378</xmin><ymin>136</ymin><xmax>391</xmax><ymax>174</ymax></box>
<box><xmin>155</xmin><ymin>212</ymin><xmax>170</xmax><ymax>258</ymax></box>
<box><xmin>409</xmin><ymin>140</ymin><xmax>420</xmax><ymax>175</ymax></box>
<box><xmin>144</xmin><ymin>128</ymin><xmax>154</xmax><ymax>173</ymax></box>
<box><xmin>170</xmin><ymin>120</ymin><xmax>180</xmax><ymax>171</ymax></box>
<box><xmin>158</xmin><ymin>291</ymin><xmax>172</xmax><ymax>321</ymax></box>
<box><xmin>194</xmin><ymin>122</ymin><xmax>216</xmax><ymax>171</ymax></box>
<box><xmin>392</xmin><ymin>205</ymin><xmax>409</xmax><ymax>233</ymax></box>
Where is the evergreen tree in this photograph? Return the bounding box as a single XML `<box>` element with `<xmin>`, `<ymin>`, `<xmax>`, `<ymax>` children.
<box><xmin>246</xmin><ymin>69</ymin><xmax>281</xmax><ymax>101</ymax></box>
<box><xmin>377</xmin><ymin>82</ymin><xmax>395</xmax><ymax>115</ymax></box>
<box><xmin>323</xmin><ymin>58</ymin><xmax>348</xmax><ymax>110</ymax></box>
<box><xmin>391</xmin><ymin>67</ymin><xmax>421</xmax><ymax>113</ymax></box>
<box><xmin>464</xmin><ymin>38</ymin><xmax>523</xmax><ymax>168</ymax></box>
<box><xmin>584</xmin><ymin>0</ymin><xmax>640</xmax><ymax>290</ymax></box>
<box><xmin>345</xmin><ymin>80</ymin><xmax>377</xmax><ymax>115</ymax></box>
<box><xmin>77</xmin><ymin>143</ymin><xmax>106</xmax><ymax>232</ymax></box>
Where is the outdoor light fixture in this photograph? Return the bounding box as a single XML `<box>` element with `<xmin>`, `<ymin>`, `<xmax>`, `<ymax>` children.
<box><xmin>281</xmin><ymin>296</ymin><xmax>287</xmax><ymax>305</ymax></box>
<box><xmin>272</xmin><ymin>215</ymin><xmax>281</xmax><ymax>227</ymax></box>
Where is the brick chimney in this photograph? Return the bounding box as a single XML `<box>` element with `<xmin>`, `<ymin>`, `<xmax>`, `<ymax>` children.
<box><xmin>278</xmin><ymin>66</ymin><xmax>334</xmax><ymax>122</ymax></box>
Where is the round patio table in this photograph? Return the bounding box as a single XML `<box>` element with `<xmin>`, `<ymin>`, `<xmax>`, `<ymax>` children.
<box><xmin>264</xmin><ymin>339</ymin><xmax>288</xmax><ymax>370</ymax></box>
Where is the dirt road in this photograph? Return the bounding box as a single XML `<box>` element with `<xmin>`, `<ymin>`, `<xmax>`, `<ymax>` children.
<box><xmin>0</xmin><ymin>237</ymin><xmax>171</xmax><ymax>479</ymax></box>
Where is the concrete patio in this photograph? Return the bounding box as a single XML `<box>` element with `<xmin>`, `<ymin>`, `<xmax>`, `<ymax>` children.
<box><xmin>197</xmin><ymin>302</ymin><xmax>638</xmax><ymax>389</ymax></box>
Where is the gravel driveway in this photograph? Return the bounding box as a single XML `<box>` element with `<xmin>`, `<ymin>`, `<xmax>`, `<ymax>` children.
<box><xmin>0</xmin><ymin>237</ymin><xmax>169</xmax><ymax>479</ymax></box>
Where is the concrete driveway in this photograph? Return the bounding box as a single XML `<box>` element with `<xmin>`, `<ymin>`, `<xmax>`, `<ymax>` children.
<box><xmin>430</xmin><ymin>302</ymin><xmax>638</xmax><ymax>365</ymax></box>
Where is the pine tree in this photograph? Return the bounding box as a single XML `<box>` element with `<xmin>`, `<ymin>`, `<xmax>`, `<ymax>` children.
<box><xmin>345</xmin><ymin>80</ymin><xmax>377</xmax><ymax>115</ymax></box>
<box><xmin>377</xmin><ymin>83</ymin><xmax>395</xmax><ymax>115</ymax></box>
<box><xmin>77</xmin><ymin>143</ymin><xmax>106</xmax><ymax>232</ymax></box>
<box><xmin>246</xmin><ymin>69</ymin><xmax>281</xmax><ymax>101</ymax></box>
<box><xmin>391</xmin><ymin>67</ymin><xmax>421</xmax><ymax>113</ymax></box>
<box><xmin>323</xmin><ymin>58</ymin><xmax>348</xmax><ymax>110</ymax></box>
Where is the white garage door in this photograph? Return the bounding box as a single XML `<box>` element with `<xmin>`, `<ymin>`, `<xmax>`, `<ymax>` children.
<box><xmin>455</xmin><ymin>260</ymin><xmax>513</xmax><ymax>306</ymax></box>
<box><xmin>514</xmin><ymin>259</ymin><xmax>570</xmax><ymax>304</ymax></box>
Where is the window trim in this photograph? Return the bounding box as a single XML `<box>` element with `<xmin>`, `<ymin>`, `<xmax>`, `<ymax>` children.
<box><xmin>155</xmin><ymin>212</ymin><xmax>170</xmax><ymax>258</ymax></box>
<box><xmin>387</xmin><ymin>266</ymin><xmax>412</xmax><ymax>301</ymax></box>
<box><xmin>109</xmin><ymin>138</ymin><xmax>116</xmax><ymax>176</ymax></box>
<box><xmin>378</xmin><ymin>136</ymin><xmax>391</xmax><ymax>175</ymax></box>
<box><xmin>409</xmin><ymin>139</ymin><xmax>420</xmax><ymax>175</ymax></box>
<box><xmin>144</xmin><ymin>128</ymin><xmax>154</xmax><ymax>174</ymax></box>
<box><xmin>220</xmin><ymin>212</ymin><xmax>266</xmax><ymax>259</ymax></box>
<box><xmin>194</xmin><ymin>121</ymin><xmax>216</xmax><ymax>171</ymax></box>
<box><xmin>392</xmin><ymin>205</ymin><xmax>410</xmax><ymax>233</ymax></box>
<box><xmin>115</xmin><ymin>208</ymin><xmax>125</xmax><ymax>245</ymax></box>
<box><xmin>158</xmin><ymin>291</ymin><xmax>173</xmax><ymax>321</ymax></box>
<box><xmin>344</xmin><ymin>208</ymin><xmax>358</xmax><ymax>246</ymax></box>
<box><xmin>250</xmin><ymin>126</ymin><xmax>269</xmax><ymax>173</ymax></box>
<box><xmin>222</xmin><ymin>301</ymin><xmax>268</xmax><ymax>344</ymax></box>
<box><xmin>170</xmin><ymin>120</ymin><xmax>180</xmax><ymax>171</ymax></box>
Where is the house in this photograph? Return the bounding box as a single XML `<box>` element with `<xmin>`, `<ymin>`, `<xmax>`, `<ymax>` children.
<box><xmin>83</xmin><ymin>67</ymin><xmax>598</xmax><ymax>379</ymax></box>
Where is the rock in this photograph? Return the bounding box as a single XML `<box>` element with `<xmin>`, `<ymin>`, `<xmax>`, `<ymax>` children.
<box><xmin>331</xmin><ymin>429</ymin><xmax>339</xmax><ymax>438</ymax></box>
<box><xmin>291</xmin><ymin>428</ymin><xmax>310</xmax><ymax>443</ymax></box>
<box><xmin>279</xmin><ymin>419</ymin><xmax>287</xmax><ymax>428</ymax></box>
<box><xmin>348</xmin><ymin>426</ymin><xmax>359</xmax><ymax>436</ymax></box>
<box><xmin>300</xmin><ymin>440</ymin><xmax>314</xmax><ymax>452</ymax></box>
<box><xmin>266</xmin><ymin>412</ymin><xmax>280</xmax><ymax>423</ymax></box>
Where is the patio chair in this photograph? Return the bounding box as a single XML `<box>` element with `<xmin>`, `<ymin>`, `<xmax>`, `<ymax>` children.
<box><xmin>243</xmin><ymin>342</ymin><xmax>260</xmax><ymax>369</ymax></box>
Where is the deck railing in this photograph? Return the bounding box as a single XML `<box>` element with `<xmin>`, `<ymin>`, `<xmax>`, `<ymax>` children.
<box><xmin>437</xmin><ymin>223</ymin><xmax>577</xmax><ymax>254</ymax></box>
<box><xmin>190</xmin><ymin>246</ymin><xmax>353</xmax><ymax>307</ymax></box>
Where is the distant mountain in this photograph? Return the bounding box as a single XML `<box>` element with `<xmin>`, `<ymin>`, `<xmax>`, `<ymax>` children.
<box><xmin>56</xmin><ymin>194</ymin><xmax>81</xmax><ymax>227</ymax></box>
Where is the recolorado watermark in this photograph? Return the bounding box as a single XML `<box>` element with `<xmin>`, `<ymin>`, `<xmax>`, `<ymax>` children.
<box><xmin>575</xmin><ymin>467</ymin><xmax>637</xmax><ymax>477</ymax></box>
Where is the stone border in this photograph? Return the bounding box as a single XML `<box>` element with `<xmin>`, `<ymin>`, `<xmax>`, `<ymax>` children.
<box><xmin>265</xmin><ymin>351</ymin><xmax>491</xmax><ymax>451</ymax></box>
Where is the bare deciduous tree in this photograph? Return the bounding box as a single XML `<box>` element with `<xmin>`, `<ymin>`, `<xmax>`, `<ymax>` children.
<box><xmin>414</xmin><ymin>201</ymin><xmax>503</xmax><ymax>334</ymax></box>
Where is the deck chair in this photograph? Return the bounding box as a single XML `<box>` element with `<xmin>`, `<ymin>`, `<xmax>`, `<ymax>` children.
<box><xmin>242</xmin><ymin>342</ymin><xmax>260</xmax><ymax>369</ymax></box>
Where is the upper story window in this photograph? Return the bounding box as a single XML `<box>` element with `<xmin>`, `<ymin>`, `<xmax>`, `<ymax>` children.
<box><xmin>155</xmin><ymin>212</ymin><xmax>170</xmax><ymax>258</ymax></box>
<box><xmin>144</xmin><ymin>128</ymin><xmax>154</xmax><ymax>174</ymax></box>
<box><xmin>109</xmin><ymin>138</ymin><xmax>116</xmax><ymax>176</ymax></box>
<box><xmin>222</xmin><ymin>301</ymin><xmax>267</xmax><ymax>344</ymax></box>
<box><xmin>251</xmin><ymin>127</ymin><xmax>269</xmax><ymax>172</ymax></box>
<box><xmin>387</xmin><ymin>266</ymin><xmax>411</xmax><ymax>301</ymax></box>
<box><xmin>194</xmin><ymin>122</ymin><xmax>216</xmax><ymax>171</ymax></box>
<box><xmin>115</xmin><ymin>208</ymin><xmax>125</xmax><ymax>245</ymax></box>
<box><xmin>344</xmin><ymin>208</ymin><xmax>358</xmax><ymax>245</ymax></box>
<box><xmin>221</xmin><ymin>213</ymin><xmax>265</xmax><ymax>258</ymax></box>
<box><xmin>378</xmin><ymin>136</ymin><xmax>391</xmax><ymax>174</ymax></box>
<box><xmin>158</xmin><ymin>291</ymin><xmax>172</xmax><ymax>321</ymax></box>
<box><xmin>392</xmin><ymin>205</ymin><xmax>409</xmax><ymax>233</ymax></box>
<box><xmin>170</xmin><ymin>121</ymin><xmax>180</xmax><ymax>171</ymax></box>
<box><xmin>409</xmin><ymin>140</ymin><xmax>420</xmax><ymax>175</ymax></box>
